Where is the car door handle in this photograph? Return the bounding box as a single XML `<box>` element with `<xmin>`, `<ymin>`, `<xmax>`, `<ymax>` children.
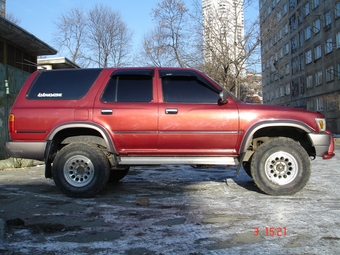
<box><xmin>165</xmin><ymin>108</ymin><xmax>178</xmax><ymax>114</ymax></box>
<box><xmin>101</xmin><ymin>109</ymin><xmax>113</xmax><ymax>115</ymax></box>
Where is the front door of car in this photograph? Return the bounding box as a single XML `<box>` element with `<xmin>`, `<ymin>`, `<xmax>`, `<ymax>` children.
<box><xmin>93</xmin><ymin>70</ymin><xmax>158</xmax><ymax>155</ymax></box>
<box><xmin>157</xmin><ymin>70</ymin><xmax>239</xmax><ymax>156</ymax></box>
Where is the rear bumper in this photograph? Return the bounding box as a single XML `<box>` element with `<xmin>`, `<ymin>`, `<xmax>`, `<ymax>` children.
<box><xmin>6</xmin><ymin>142</ymin><xmax>46</xmax><ymax>160</ymax></box>
<box><xmin>308</xmin><ymin>130</ymin><xmax>335</xmax><ymax>159</ymax></box>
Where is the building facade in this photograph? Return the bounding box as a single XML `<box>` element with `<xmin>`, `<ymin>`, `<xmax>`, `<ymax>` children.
<box><xmin>202</xmin><ymin>0</ymin><xmax>245</xmax><ymax>72</ymax></box>
<box><xmin>260</xmin><ymin>0</ymin><xmax>340</xmax><ymax>133</ymax></box>
<box><xmin>0</xmin><ymin>0</ymin><xmax>5</xmax><ymax>18</ymax></box>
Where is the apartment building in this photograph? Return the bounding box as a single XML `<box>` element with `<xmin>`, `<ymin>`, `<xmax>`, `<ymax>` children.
<box><xmin>202</xmin><ymin>0</ymin><xmax>245</xmax><ymax>71</ymax></box>
<box><xmin>0</xmin><ymin>0</ymin><xmax>5</xmax><ymax>18</ymax></box>
<box><xmin>260</xmin><ymin>0</ymin><xmax>340</xmax><ymax>133</ymax></box>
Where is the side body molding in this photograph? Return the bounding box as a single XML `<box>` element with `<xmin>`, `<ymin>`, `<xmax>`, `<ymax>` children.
<box><xmin>239</xmin><ymin>120</ymin><xmax>313</xmax><ymax>154</ymax></box>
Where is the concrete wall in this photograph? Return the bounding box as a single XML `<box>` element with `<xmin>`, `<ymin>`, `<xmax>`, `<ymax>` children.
<box><xmin>0</xmin><ymin>63</ymin><xmax>30</xmax><ymax>159</ymax></box>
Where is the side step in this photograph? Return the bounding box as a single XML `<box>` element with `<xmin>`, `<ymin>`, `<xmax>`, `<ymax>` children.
<box><xmin>116</xmin><ymin>156</ymin><xmax>238</xmax><ymax>166</ymax></box>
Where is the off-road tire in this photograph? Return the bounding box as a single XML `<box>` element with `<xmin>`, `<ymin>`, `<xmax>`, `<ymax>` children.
<box><xmin>52</xmin><ymin>143</ymin><xmax>110</xmax><ymax>198</ymax></box>
<box><xmin>250</xmin><ymin>137</ymin><xmax>311</xmax><ymax>196</ymax></box>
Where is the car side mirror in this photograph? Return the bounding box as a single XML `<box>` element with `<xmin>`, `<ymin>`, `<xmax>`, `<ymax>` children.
<box><xmin>219</xmin><ymin>89</ymin><xmax>228</xmax><ymax>105</ymax></box>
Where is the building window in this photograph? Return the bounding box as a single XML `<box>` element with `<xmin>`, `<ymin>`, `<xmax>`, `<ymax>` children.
<box><xmin>327</xmin><ymin>98</ymin><xmax>336</xmax><ymax>111</ymax></box>
<box><xmin>326</xmin><ymin>66</ymin><xmax>335</xmax><ymax>82</ymax></box>
<box><xmin>307</xmin><ymin>99</ymin><xmax>314</xmax><ymax>111</ymax></box>
<box><xmin>299</xmin><ymin>30</ymin><xmax>304</xmax><ymax>48</ymax></box>
<box><xmin>336</xmin><ymin>2</ymin><xmax>340</xmax><ymax>18</ymax></box>
<box><xmin>277</xmin><ymin>10</ymin><xmax>282</xmax><ymax>21</ymax></box>
<box><xmin>283</xmin><ymin>3</ymin><xmax>288</xmax><ymax>15</ymax></box>
<box><xmin>338</xmin><ymin>63</ymin><xmax>340</xmax><ymax>79</ymax></box>
<box><xmin>284</xmin><ymin>23</ymin><xmax>289</xmax><ymax>34</ymax></box>
<box><xmin>324</xmin><ymin>11</ymin><xmax>332</xmax><ymax>27</ymax></box>
<box><xmin>312</xmin><ymin>19</ymin><xmax>320</xmax><ymax>34</ymax></box>
<box><xmin>314</xmin><ymin>45</ymin><xmax>322</xmax><ymax>60</ymax></box>
<box><xmin>325</xmin><ymin>38</ymin><xmax>333</xmax><ymax>54</ymax></box>
<box><xmin>316</xmin><ymin>97</ymin><xmax>324</xmax><ymax>111</ymax></box>
<box><xmin>280</xmin><ymin>86</ymin><xmax>284</xmax><ymax>97</ymax></box>
<box><xmin>290</xmin><ymin>15</ymin><xmax>297</xmax><ymax>31</ymax></box>
<box><xmin>306</xmin><ymin>75</ymin><xmax>313</xmax><ymax>88</ymax></box>
<box><xmin>285</xmin><ymin>43</ymin><xmax>289</xmax><ymax>54</ymax></box>
<box><xmin>285</xmin><ymin>63</ymin><xmax>290</xmax><ymax>75</ymax></box>
<box><xmin>300</xmin><ymin>77</ymin><xmax>305</xmax><ymax>94</ymax></box>
<box><xmin>305</xmin><ymin>50</ymin><xmax>312</xmax><ymax>64</ymax></box>
<box><xmin>304</xmin><ymin>2</ymin><xmax>310</xmax><ymax>16</ymax></box>
<box><xmin>292</xmin><ymin>57</ymin><xmax>299</xmax><ymax>74</ymax></box>
<box><xmin>279</xmin><ymin>28</ymin><xmax>283</xmax><ymax>40</ymax></box>
<box><xmin>291</xmin><ymin>79</ymin><xmax>299</xmax><ymax>96</ymax></box>
<box><xmin>315</xmin><ymin>71</ymin><xmax>323</xmax><ymax>86</ymax></box>
<box><xmin>299</xmin><ymin>53</ymin><xmax>305</xmax><ymax>70</ymax></box>
<box><xmin>297</xmin><ymin>8</ymin><xmax>303</xmax><ymax>24</ymax></box>
<box><xmin>305</xmin><ymin>26</ymin><xmax>311</xmax><ymax>40</ymax></box>
<box><xmin>285</xmin><ymin>83</ymin><xmax>290</xmax><ymax>95</ymax></box>
<box><xmin>336</xmin><ymin>32</ymin><xmax>340</xmax><ymax>48</ymax></box>
<box><xmin>291</xmin><ymin>35</ymin><xmax>297</xmax><ymax>53</ymax></box>
<box><xmin>312</xmin><ymin>0</ymin><xmax>319</xmax><ymax>9</ymax></box>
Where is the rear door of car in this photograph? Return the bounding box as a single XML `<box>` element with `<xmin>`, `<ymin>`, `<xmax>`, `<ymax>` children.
<box><xmin>93</xmin><ymin>69</ymin><xmax>158</xmax><ymax>155</ymax></box>
<box><xmin>157</xmin><ymin>70</ymin><xmax>239</xmax><ymax>156</ymax></box>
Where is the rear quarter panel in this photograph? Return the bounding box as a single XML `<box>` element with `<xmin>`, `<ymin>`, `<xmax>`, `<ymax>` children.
<box><xmin>9</xmin><ymin>70</ymin><xmax>111</xmax><ymax>141</ymax></box>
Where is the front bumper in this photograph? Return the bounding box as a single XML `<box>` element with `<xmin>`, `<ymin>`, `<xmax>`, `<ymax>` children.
<box><xmin>6</xmin><ymin>141</ymin><xmax>47</xmax><ymax>160</ymax></box>
<box><xmin>308</xmin><ymin>130</ymin><xmax>335</xmax><ymax>159</ymax></box>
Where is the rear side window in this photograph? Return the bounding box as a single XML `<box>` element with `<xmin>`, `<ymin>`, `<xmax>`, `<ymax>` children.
<box><xmin>27</xmin><ymin>69</ymin><xmax>102</xmax><ymax>100</ymax></box>
<box><xmin>101</xmin><ymin>70</ymin><xmax>153</xmax><ymax>103</ymax></box>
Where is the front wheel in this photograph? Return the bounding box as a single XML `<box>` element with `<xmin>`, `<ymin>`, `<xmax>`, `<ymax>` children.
<box><xmin>250</xmin><ymin>137</ymin><xmax>311</xmax><ymax>196</ymax></box>
<box><xmin>52</xmin><ymin>143</ymin><xmax>111</xmax><ymax>198</ymax></box>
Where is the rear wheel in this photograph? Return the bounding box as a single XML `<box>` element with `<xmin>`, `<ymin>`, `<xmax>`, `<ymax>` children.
<box><xmin>250</xmin><ymin>137</ymin><xmax>311</xmax><ymax>196</ymax></box>
<box><xmin>52</xmin><ymin>143</ymin><xmax>110</xmax><ymax>198</ymax></box>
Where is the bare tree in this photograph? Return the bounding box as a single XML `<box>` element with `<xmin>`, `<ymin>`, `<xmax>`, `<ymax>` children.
<box><xmin>87</xmin><ymin>4</ymin><xmax>133</xmax><ymax>67</ymax></box>
<box><xmin>6</xmin><ymin>12</ymin><xmax>21</xmax><ymax>24</ymax></box>
<box><xmin>139</xmin><ymin>27</ymin><xmax>174</xmax><ymax>67</ymax></box>
<box><xmin>202</xmin><ymin>0</ymin><xmax>261</xmax><ymax>97</ymax></box>
<box><xmin>53</xmin><ymin>7</ymin><xmax>88</xmax><ymax>67</ymax></box>
<box><xmin>140</xmin><ymin>0</ymin><xmax>196</xmax><ymax>67</ymax></box>
<box><xmin>53</xmin><ymin>4</ymin><xmax>133</xmax><ymax>68</ymax></box>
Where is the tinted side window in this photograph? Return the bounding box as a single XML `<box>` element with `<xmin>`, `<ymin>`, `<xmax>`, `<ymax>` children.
<box><xmin>101</xmin><ymin>75</ymin><xmax>153</xmax><ymax>103</ymax></box>
<box><xmin>27</xmin><ymin>69</ymin><xmax>102</xmax><ymax>100</ymax></box>
<box><xmin>162</xmin><ymin>76</ymin><xmax>219</xmax><ymax>103</ymax></box>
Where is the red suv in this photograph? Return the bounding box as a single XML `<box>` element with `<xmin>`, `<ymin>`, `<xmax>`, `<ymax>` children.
<box><xmin>6</xmin><ymin>68</ymin><xmax>335</xmax><ymax>197</ymax></box>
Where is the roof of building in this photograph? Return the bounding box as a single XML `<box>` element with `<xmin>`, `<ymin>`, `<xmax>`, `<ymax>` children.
<box><xmin>0</xmin><ymin>16</ymin><xmax>57</xmax><ymax>56</ymax></box>
<box><xmin>37</xmin><ymin>57</ymin><xmax>80</xmax><ymax>69</ymax></box>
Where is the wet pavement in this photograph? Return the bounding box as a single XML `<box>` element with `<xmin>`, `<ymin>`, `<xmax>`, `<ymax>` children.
<box><xmin>0</xmin><ymin>147</ymin><xmax>339</xmax><ymax>254</ymax></box>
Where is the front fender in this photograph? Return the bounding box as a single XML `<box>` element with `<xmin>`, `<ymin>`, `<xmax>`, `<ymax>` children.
<box><xmin>239</xmin><ymin>120</ymin><xmax>313</xmax><ymax>154</ymax></box>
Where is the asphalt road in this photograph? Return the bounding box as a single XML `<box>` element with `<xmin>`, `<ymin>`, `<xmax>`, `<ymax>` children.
<box><xmin>0</xmin><ymin>147</ymin><xmax>340</xmax><ymax>255</ymax></box>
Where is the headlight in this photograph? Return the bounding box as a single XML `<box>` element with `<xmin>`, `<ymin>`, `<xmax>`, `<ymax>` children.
<box><xmin>315</xmin><ymin>118</ymin><xmax>326</xmax><ymax>132</ymax></box>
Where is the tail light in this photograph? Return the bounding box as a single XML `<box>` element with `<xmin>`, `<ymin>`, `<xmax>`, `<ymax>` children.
<box><xmin>8</xmin><ymin>114</ymin><xmax>15</xmax><ymax>133</ymax></box>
